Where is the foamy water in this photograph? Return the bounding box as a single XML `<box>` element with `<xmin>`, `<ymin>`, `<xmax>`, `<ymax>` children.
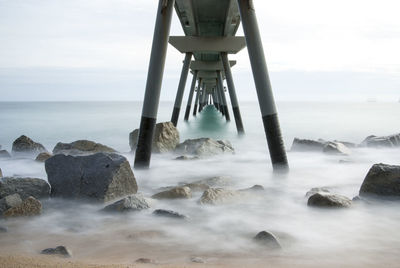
<box><xmin>0</xmin><ymin>101</ymin><xmax>399</xmax><ymax>266</ymax></box>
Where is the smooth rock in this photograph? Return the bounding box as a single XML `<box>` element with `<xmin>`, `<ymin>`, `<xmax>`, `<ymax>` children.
<box><xmin>0</xmin><ymin>150</ymin><xmax>11</xmax><ymax>158</ymax></box>
<box><xmin>129</xmin><ymin>122</ymin><xmax>179</xmax><ymax>153</ymax></box>
<box><xmin>12</xmin><ymin>135</ymin><xmax>47</xmax><ymax>155</ymax></box>
<box><xmin>307</xmin><ymin>193</ymin><xmax>352</xmax><ymax>208</ymax></box>
<box><xmin>152</xmin><ymin>186</ymin><xmax>192</xmax><ymax>200</ymax></box>
<box><xmin>290</xmin><ymin>138</ymin><xmax>325</xmax><ymax>152</ymax></box>
<box><xmin>103</xmin><ymin>194</ymin><xmax>150</xmax><ymax>212</ymax></box>
<box><xmin>41</xmin><ymin>246</ymin><xmax>72</xmax><ymax>257</ymax></box>
<box><xmin>53</xmin><ymin>140</ymin><xmax>116</xmax><ymax>156</ymax></box>
<box><xmin>253</xmin><ymin>231</ymin><xmax>281</xmax><ymax>249</ymax></box>
<box><xmin>3</xmin><ymin>196</ymin><xmax>42</xmax><ymax>217</ymax></box>
<box><xmin>0</xmin><ymin>177</ymin><xmax>50</xmax><ymax>200</ymax></box>
<box><xmin>0</xmin><ymin>193</ymin><xmax>22</xmax><ymax>214</ymax></box>
<box><xmin>323</xmin><ymin>142</ymin><xmax>351</xmax><ymax>155</ymax></box>
<box><xmin>199</xmin><ymin>188</ymin><xmax>241</xmax><ymax>205</ymax></box>
<box><xmin>175</xmin><ymin>138</ymin><xmax>234</xmax><ymax>157</ymax></box>
<box><xmin>305</xmin><ymin>187</ymin><xmax>330</xmax><ymax>197</ymax></box>
<box><xmin>35</xmin><ymin>152</ymin><xmax>52</xmax><ymax>162</ymax></box>
<box><xmin>359</xmin><ymin>163</ymin><xmax>400</xmax><ymax>198</ymax></box>
<box><xmin>45</xmin><ymin>153</ymin><xmax>138</xmax><ymax>202</ymax></box>
<box><xmin>153</xmin><ymin>209</ymin><xmax>187</xmax><ymax>219</ymax></box>
<box><xmin>361</xmin><ymin>133</ymin><xmax>400</xmax><ymax>148</ymax></box>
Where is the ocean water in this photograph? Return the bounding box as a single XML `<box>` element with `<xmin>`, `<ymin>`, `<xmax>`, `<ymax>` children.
<box><xmin>0</xmin><ymin>101</ymin><xmax>400</xmax><ymax>266</ymax></box>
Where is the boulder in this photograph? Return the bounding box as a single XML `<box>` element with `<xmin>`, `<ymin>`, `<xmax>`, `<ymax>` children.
<box><xmin>290</xmin><ymin>138</ymin><xmax>325</xmax><ymax>152</ymax></box>
<box><xmin>3</xmin><ymin>196</ymin><xmax>42</xmax><ymax>217</ymax></box>
<box><xmin>35</xmin><ymin>152</ymin><xmax>52</xmax><ymax>162</ymax></box>
<box><xmin>253</xmin><ymin>231</ymin><xmax>281</xmax><ymax>249</ymax></box>
<box><xmin>0</xmin><ymin>193</ymin><xmax>22</xmax><ymax>214</ymax></box>
<box><xmin>307</xmin><ymin>193</ymin><xmax>352</xmax><ymax>208</ymax></box>
<box><xmin>103</xmin><ymin>194</ymin><xmax>150</xmax><ymax>212</ymax></box>
<box><xmin>0</xmin><ymin>150</ymin><xmax>11</xmax><ymax>158</ymax></box>
<box><xmin>52</xmin><ymin>140</ymin><xmax>116</xmax><ymax>156</ymax></box>
<box><xmin>359</xmin><ymin>163</ymin><xmax>400</xmax><ymax>198</ymax></box>
<box><xmin>361</xmin><ymin>133</ymin><xmax>400</xmax><ymax>148</ymax></box>
<box><xmin>199</xmin><ymin>188</ymin><xmax>241</xmax><ymax>205</ymax></box>
<box><xmin>0</xmin><ymin>177</ymin><xmax>50</xmax><ymax>200</ymax></box>
<box><xmin>305</xmin><ymin>187</ymin><xmax>330</xmax><ymax>198</ymax></box>
<box><xmin>45</xmin><ymin>153</ymin><xmax>138</xmax><ymax>202</ymax></box>
<box><xmin>41</xmin><ymin>246</ymin><xmax>72</xmax><ymax>257</ymax></box>
<box><xmin>152</xmin><ymin>186</ymin><xmax>192</xmax><ymax>200</ymax></box>
<box><xmin>239</xmin><ymin>185</ymin><xmax>265</xmax><ymax>192</ymax></box>
<box><xmin>12</xmin><ymin>135</ymin><xmax>47</xmax><ymax>155</ymax></box>
<box><xmin>175</xmin><ymin>138</ymin><xmax>234</xmax><ymax>157</ymax></box>
<box><xmin>188</xmin><ymin>176</ymin><xmax>233</xmax><ymax>188</ymax></box>
<box><xmin>153</xmin><ymin>209</ymin><xmax>187</xmax><ymax>219</ymax></box>
<box><xmin>323</xmin><ymin>142</ymin><xmax>351</xmax><ymax>155</ymax></box>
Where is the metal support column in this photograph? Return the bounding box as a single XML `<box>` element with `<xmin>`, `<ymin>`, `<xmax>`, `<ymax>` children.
<box><xmin>237</xmin><ymin>0</ymin><xmax>288</xmax><ymax>171</ymax></box>
<box><xmin>134</xmin><ymin>0</ymin><xmax>175</xmax><ymax>169</ymax></box>
<box><xmin>171</xmin><ymin>52</ymin><xmax>192</xmax><ymax>126</ymax></box>
<box><xmin>217</xmin><ymin>72</ymin><xmax>230</xmax><ymax>121</ymax></box>
<box><xmin>193</xmin><ymin>78</ymin><xmax>202</xmax><ymax>116</ymax></box>
<box><xmin>184</xmin><ymin>70</ymin><xmax>198</xmax><ymax>121</ymax></box>
<box><xmin>221</xmin><ymin>52</ymin><xmax>244</xmax><ymax>134</ymax></box>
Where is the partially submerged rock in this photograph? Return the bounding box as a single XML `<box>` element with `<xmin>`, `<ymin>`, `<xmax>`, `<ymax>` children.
<box><xmin>290</xmin><ymin>138</ymin><xmax>325</xmax><ymax>152</ymax></box>
<box><xmin>0</xmin><ymin>193</ymin><xmax>22</xmax><ymax>214</ymax></box>
<box><xmin>323</xmin><ymin>142</ymin><xmax>351</xmax><ymax>155</ymax></box>
<box><xmin>0</xmin><ymin>150</ymin><xmax>11</xmax><ymax>158</ymax></box>
<box><xmin>153</xmin><ymin>209</ymin><xmax>187</xmax><ymax>219</ymax></box>
<box><xmin>152</xmin><ymin>186</ymin><xmax>192</xmax><ymax>200</ymax></box>
<box><xmin>181</xmin><ymin>183</ymin><xmax>210</xmax><ymax>192</ymax></box>
<box><xmin>12</xmin><ymin>135</ymin><xmax>47</xmax><ymax>155</ymax></box>
<box><xmin>53</xmin><ymin>140</ymin><xmax>116</xmax><ymax>156</ymax></box>
<box><xmin>3</xmin><ymin>196</ymin><xmax>42</xmax><ymax>217</ymax></box>
<box><xmin>175</xmin><ymin>155</ymin><xmax>200</xmax><ymax>161</ymax></box>
<box><xmin>359</xmin><ymin>163</ymin><xmax>400</xmax><ymax>198</ymax></box>
<box><xmin>361</xmin><ymin>133</ymin><xmax>400</xmax><ymax>148</ymax></box>
<box><xmin>305</xmin><ymin>187</ymin><xmax>330</xmax><ymax>198</ymax></box>
<box><xmin>189</xmin><ymin>176</ymin><xmax>233</xmax><ymax>188</ymax></box>
<box><xmin>190</xmin><ymin>257</ymin><xmax>205</xmax><ymax>263</ymax></box>
<box><xmin>35</xmin><ymin>152</ymin><xmax>52</xmax><ymax>162</ymax></box>
<box><xmin>41</xmin><ymin>246</ymin><xmax>72</xmax><ymax>257</ymax></box>
<box><xmin>135</xmin><ymin>258</ymin><xmax>156</xmax><ymax>264</ymax></box>
<box><xmin>45</xmin><ymin>153</ymin><xmax>138</xmax><ymax>202</ymax></box>
<box><xmin>199</xmin><ymin>188</ymin><xmax>241</xmax><ymax>205</ymax></box>
<box><xmin>130</xmin><ymin>122</ymin><xmax>179</xmax><ymax>153</ymax></box>
<box><xmin>307</xmin><ymin>193</ymin><xmax>352</xmax><ymax>208</ymax></box>
<box><xmin>175</xmin><ymin>138</ymin><xmax>234</xmax><ymax>157</ymax></box>
<box><xmin>103</xmin><ymin>194</ymin><xmax>150</xmax><ymax>212</ymax></box>
<box><xmin>0</xmin><ymin>177</ymin><xmax>50</xmax><ymax>200</ymax></box>
<box><xmin>253</xmin><ymin>231</ymin><xmax>281</xmax><ymax>249</ymax></box>
<box><xmin>239</xmin><ymin>185</ymin><xmax>265</xmax><ymax>192</ymax></box>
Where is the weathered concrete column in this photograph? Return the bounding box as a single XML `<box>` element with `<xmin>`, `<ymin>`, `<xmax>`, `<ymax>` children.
<box><xmin>171</xmin><ymin>52</ymin><xmax>192</xmax><ymax>126</ymax></box>
<box><xmin>193</xmin><ymin>78</ymin><xmax>202</xmax><ymax>116</ymax></box>
<box><xmin>212</xmin><ymin>90</ymin><xmax>219</xmax><ymax>111</ymax></box>
<box><xmin>216</xmin><ymin>84</ymin><xmax>225</xmax><ymax>116</ymax></box>
<box><xmin>134</xmin><ymin>0</ymin><xmax>175</xmax><ymax>169</ymax></box>
<box><xmin>199</xmin><ymin>84</ymin><xmax>208</xmax><ymax>112</ymax></box>
<box><xmin>221</xmin><ymin>52</ymin><xmax>244</xmax><ymax>134</ymax></box>
<box><xmin>237</xmin><ymin>0</ymin><xmax>288</xmax><ymax>171</ymax></box>
<box><xmin>216</xmin><ymin>72</ymin><xmax>230</xmax><ymax>121</ymax></box>
<box><xmin>184</xmin><ymin>70</ymin><xmax>198</xmax><ymax>121</ymax></box>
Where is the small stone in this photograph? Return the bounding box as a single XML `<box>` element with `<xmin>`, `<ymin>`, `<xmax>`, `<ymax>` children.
<box><xmin>190</xmin><ymin>257</ymin><xmax>205</xmax><ymax>263</ymax></box>
<box><xmin>135</xmin><ymin>258</ymin><xmax>156</xmax><ymax>264</ymax></box>
<box><xmin>307</xmin><ymin>193</ymin><xmax>352</xmax><ymax>208</ymax></box>
<box><xmin>103</xmin><ymin>194</ymin><xmax>150</xmax><ymax>212</ymax></box>
<box><xmin>153</xmin><ymin>209</ymin><xmax>187</xmax><ymax>219</ymax></box>
<box><xmin>253</xmin><ymin>231</ymin><xmax>281</xmax><ymax>249</ymax></box>
<box><xmin>0</xmin><ymin>150</ymin><xmax>11</xmax><ymax>159</ymax></box>
<box><xmin>3</xmin><ymin>196</ymin><xmax>42</xmax><ymax>217</ymax></box>
<box><xmin>152</xmin><ymin>186</ymin><xmax>192</xmax><ymax>200</ymax></box>
<box><xmin>35</xmin><ymin>152</ymin><xmax>52</xmax><ymax>162</ymax></box>
<box><xmin>41</xmin><ymin>246</ymin><xmax>72</xmax><ymax>257</ymax></box>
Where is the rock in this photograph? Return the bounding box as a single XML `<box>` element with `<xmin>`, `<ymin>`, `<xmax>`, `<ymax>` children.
<box><xmin>290</xmin><ymin>138</ymin><xmax>325</xmax><ymax>152</ymax></box>
<box><xmin>3</xmin><ymin>196</ymin><xmax>42</xmax><ymax>217</ymax></box>
<box><xmin>199</xmin><ymin>188</ymin><xmax>241</xmax><ymax>205</ymax></box>
<box><xmin>0</xmin><ymin>150</ymin><xmax>11</xmax><ymax>158</ymax></box>
<box><xmin>239</xmin><ymin>185</ymin><xmax>265</xmax><ymax>192</ymax></box>
<box><xmin>12</xmin><ymin>135</ymin><xmax>47</xmax><ymax>155</ymax></box>
<box><xmin>0</xmin><ymin>225</ymin><xmax>7</xmax><ymax>232</ymax></box>
<box><xmin>129</xmin><ymin>122</ymin><xmax>179</xmax><ymax>153</ymax></box>
<box><xmin>175</xmin><ymin>138</ymin><xmax>234</xmax><ymax>157</ymax></box>
<box><xmin>35</xmin><ymin>152</ymin><xmax>52</xmax><ymax>162</ymax></box>
<box><xmin>323</xmin><ymin>142</ymin><xmax>351</xmax><ymax>155</ymax></box>
<box><xmin>103</xmin><ymin>194</ymin><xmax>150</xmax><ymax>212</ymax></box>
<box><xmin>189</xmin><ymin>176</ymin><xmax>233</xmax><ymax>188</ymax></box>
<box><xmin>153</xmin><ymin>209</ymin><xmax>187</xmax><ymax>219</ymax></box>
<box><xmin>41</xmin><ymin>246</ymin><xmax>72</xmax><ymax>257</ymax></box>
<box><xmin>307</xmin><ymin>193</ymin><xmax>352</xmax><ymax>208</ymax></box>
<box><xmin>253</xmin><ymin>231</ymin><xmax>281</xmax><ymax>249</ymax></box>
<box><xmin>53</xmin><ymin>140</ymin><xmax>116</xmax><ymax>156</ymax></box>
<box><xmin>305</xmin><ymin>187</ymin><xmax>330</xmax><ymax>197</ymax></box>
<box><xmin>181</xmin><ymin>183</ymin><xmax>210</xmax><ymax>192</ymax></box>
<box><xmin>190</xmin><ymin>257</ymin><xmax>205</xmax><ymax>263</ymax></box>
<box><xmin>0</xmin><ymin>177</ymin><xmax>50</xmax><ymax>200</ymax></box>
<box><xmin>175</xmin><ymin>155</ymin><xmax>200</xmax><ymax>161</ymax></box>
<box><xmin>152</xmin><ymin>186</ymin><xmax>192</xmax><ymax>200</ymax></box>
<box><xmin>361</xmin><ymin>133</ymin><xmax>400</xmax><ymax>148</ymax></box>
<box><xmin>334</xmin><ymin>140</ymin><xmax>357</xmax><ymax>148</ymax></box>
<box><xmin>135</xmin><ymin>258</ymin><xmax>156</xmax><ymax>264</ymax></box>
<box><xmin>45</xmin><ymin>153</ymin><xmax>138</xmax><ymax>202</ymax></box>
<box><xmin>359</xmin><ymin>163</ymin><xmax>400</xmax><ymax>198</ymax></box>
<box><xmin>0</xmin><ymin>193</ymin><xmax>22</xmax><ymax>214</ymax></box>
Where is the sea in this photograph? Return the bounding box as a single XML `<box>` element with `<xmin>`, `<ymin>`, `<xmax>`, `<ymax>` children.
<box><xmin>0</xmin><ymin>101</ymin><xmax>399</xmax><ymax>266</ymax></box>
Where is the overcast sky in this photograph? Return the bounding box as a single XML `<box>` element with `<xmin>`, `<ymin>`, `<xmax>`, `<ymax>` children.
<box><xmin>0</xmin><ymin>0</ymin><xmax>399</xmax><ymax>101</ymax></box>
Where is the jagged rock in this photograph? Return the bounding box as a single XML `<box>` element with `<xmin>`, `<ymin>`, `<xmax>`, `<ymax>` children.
<box><xmin>307</xmin><ymin>193</ymin><xmax>352</xmax><ymax>208</ymax></box>
<box><xmin>0</xmin><ymin>177</ymin><xmax>50</xmax><ymax>200</ymax></box>
<box><xmin>189</xmin><ymin>176</ymin><xmax>233</xmax><ymax>188</ymax></box>
<box><xmin>152</xmin><ymin>186</ymin><xmax>192</xmax><ymax>200</ymax></box>
<box><xmin>199</xmin><ymin>188</ymin><xmax>241</xmax><ymax>205</ymax></box>
<box><xmin>290</xmin><ymin>138</ymin><xmax>325</xmax><ymax>152</ymax></box>
<box><xmin>53</xmin><ymin>140</ymin><xmax>116</xmax><ymax>156</ymax></box>
<box><xmin>41</xmin><ymin>246</ymin><xmax>72</xmax><ymax>257</ymax></box>
<box><xmin>103</xmin><ymin>194</ymin><xmax>150</xmax><ymax>212</ymax></box>
<box><xmin>175</xmin><ymin>155</ymin><xmax>200</xmax><ymax>161</ymax></box>
<box><xmin>45</xmin><ymin>153</ymin><xmax>138</xmax><ymax>202</ymax></box>
<box><xmin>253</xmin><ymin>231</ymin><xmax>281</xmax><ymax>249</ymax></box>
<box><xmin>3</xmin><ymin>196</ymin><xmax>42</xmax><ymax>217</ymax></box>
<box><xmin>12</xmin><ymin>135</ymin><xmax>47</xmax><ymax>155</ymax></box>
<box><xmin>175</xmin><ymin>138</ymin><xmax>234</xmax><ymax>157</ymax></box>
<box><xmin>0</xmin><ymin>150</ymin><xmax>11</xmax><ymax>158</ymax></box>
<box><xmin>359</xmin><ymin>163</ymin><xmax>400</xmax><ymax>198</ymax></box>
<box><xmin>129</xmin><ymin>122</ymin><xmax>179</xmax><ymax>153</ymax></box>
<box><xmin>305</xmin><ymin>187</ymin><xmax>330</xmax><ymax>197</ymax></box>
<box><xmin>35</xmin><ymin>152</ymin><xmax>52</xmax><ymax>162</ymax></box>
<box><xmin>153</xmin><ymin>209</ymin><xmax>187</xmax><ymax>219</ymax></box>
<box><xmin>0</xmin><ymin>193</ymin><xmax>22</xmax><ymax>214</ymax></box>
<box><xmin>323</xmin><ymin>142</ymin><xmax>351</xmax><ymax>155</ymax></box>
<box><xmin>361</xmin><ymin>133</ymin><xmax>400</xmax><ymax>148</ymax></box>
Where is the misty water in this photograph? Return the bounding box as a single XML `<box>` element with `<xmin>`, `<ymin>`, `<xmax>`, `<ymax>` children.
<box><xmin>0</xmin><ymin>101</ymin><xmax>400</xmax><ymax>266</ymax></box>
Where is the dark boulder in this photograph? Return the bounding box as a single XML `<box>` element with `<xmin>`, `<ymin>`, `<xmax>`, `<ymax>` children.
<box><xmin>290</xmin><ymin>138</ymin><xmax>325</xmax><ymax>152</ymax></box>
<box><xmin>175</xmin><ymin>138</ymin><xmax>234</xmax><ymax>157</ymax></box>
<box><xmin>359</xmin><ymin>163</ymin><xmax>400</xmax><ymax>198</ymax></box>
<box><xmin>41</xmin><ymin>246</ymin><xmax>72</xmax><ymax>257</ymax></box>
<box><xmin>53</xmin><ymin>140</ymin><xmax>116</xmax><ymax>156</ymax></box>
<box><xmin>0</xmin><ymin>177</ymin><xmax>50</xmax><ymax>200</ymax></box>
<box><xmin>0</xmin><ymin>150</ymin><xmax>11</xmax><ymax>158</ymax></box>
<box><xmin>307</xmin><ymin>193</ymin><xmax>351</xmax><ymax>208</ymax></box>
<box><xmin>253</xmin><ymin>231</ymin><xmax>281</xmax><ymax>249</ymax></box>
<box><xmin>153</xmin><ymin>209</ymin><xmax>187</xmax><ymax>219</ymax></box>
<box><xmin>3</xmin><ymin>196</ymin><xmax>42</xmax><ymax>217</ymax></box>
<box><xmin>12</xmin><ymin>135</ymin><xmax>47</xmax><ymax>155</ymax></box>
<box><xmin>103</xmin><ymin>194</ymin><xmax>150</xmax><ymax>212</ymax></box>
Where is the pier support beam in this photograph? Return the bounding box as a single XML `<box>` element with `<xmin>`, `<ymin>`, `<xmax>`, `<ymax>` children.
<box><xmin>237</xmin><ymin>0</ymin><xmax>288</xmax><ymax>171</ymax></box>
<box><xmin>171</xmin><ymin>52</ymin><xmax>192</xmax><ymax>126</ymax></box>
<box><xmin>217</xmin><ymin>72</ymin><xmax>230</xmax><ymax>121</ymax></box>
<box><xmin>221</xmin><ymin>52</ymin><xmax>244</xmax><ymax>134</ymax></box>
<box><xmin>134</xmin><ymin>0</ymin><xmax>175</xmax><ymax>169</ymax></box>
<box><xmin>184</xmin><ymin>70</ymin><xmax>198</xmax><ymax>121</ymax></box>
<box><xmin>193</xmin><ymin>78</ymin><xmax>202</xmax><ymax>116</ymax></box>
<box><xmin>200</xmin><ymin>85</ymin><xmax>207</xmax><ymax>112</ymax></box>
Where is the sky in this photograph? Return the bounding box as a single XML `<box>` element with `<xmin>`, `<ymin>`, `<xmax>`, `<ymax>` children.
<box><xmin>0</xmin><ymin>0</ymin><xmax>399</xmax><ymax>102</ymax></box>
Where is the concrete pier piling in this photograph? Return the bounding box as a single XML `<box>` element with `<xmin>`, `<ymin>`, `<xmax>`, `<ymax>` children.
<box><xmin>217</xmin><ymin>71</ymin><xmax>230</xmax><ymax>121</ymax></box>
<box><xmin>184</xmin><ymin>70</ymin><xmax>198</xmax><ymax>121</ymax></box>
